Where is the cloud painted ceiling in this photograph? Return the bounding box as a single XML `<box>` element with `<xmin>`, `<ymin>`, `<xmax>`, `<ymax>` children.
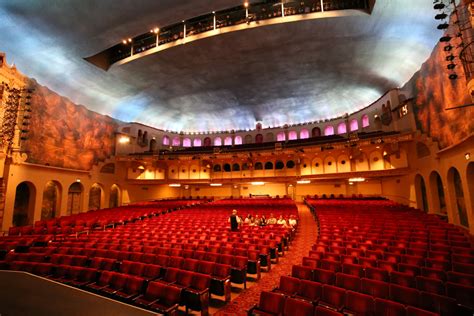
<box><xmin>0</xmin><ymin>0</ymin><xmax>442</xmax><ymax>132</ymax></box>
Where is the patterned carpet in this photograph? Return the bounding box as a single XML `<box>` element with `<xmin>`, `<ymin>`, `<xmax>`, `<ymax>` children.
<box><xmin>214</xmin><ymin>202</ymin><xmax>319</xmax><ymax>315</ymax></box>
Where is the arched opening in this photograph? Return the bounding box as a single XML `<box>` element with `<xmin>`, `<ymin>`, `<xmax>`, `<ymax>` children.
<box><xmin>312</xmin><ymin>127</ymin><xmax>321</xmax><ymax>137</ymax></box>
<box><xmin>214</xmin><ymin>137</ymin><xmax>222</xmax><ymax>146</ymax></box>
<box><xmin>13</xmin><ymin>181</ymin><xmax>36</xmax><ymax>227</ymax></box>
<box><xmin>137</xmin><ymin>129</ymin><xmax>143</xmax><ymax>144</ymax></box>
<box><xmin>88</xmin><ymin>183</ymin><xmax>103</xmax><ymax>210</ymax></box>
<box><xmin>448</xmin><ymin>167</ymin><xmax>469</xmax><ymax>227</ymax></box>
<box><xmin>265</xmin><ymin>133</ymin><xmax>274</xmax><ymax>142</ymax></box>
<box><xmin>41</xmin><ymin>181</ymin><xmax>61</xmax><ymax>220</ymax></box>
<box><xmin>224</xmin><ymin>136</ymin><xmax>233</xmax><ymax>146</ymax></box>
<box><xmin>193</xmin><ymin>138</ymin><xmax>202</xmax><ymax>147</ymax></box>
<box><xmin>467</xmin><ymin>162</ymin><xmax>474</xmax><ymax>220</ymax></box>
<box><xmin>213</xmin><ymin>164</ymin><xmax>222</xmax><ymax>172</ymax></box>
<box><xmin>349</xmin><ymin>119</ymin><xmax>359</xmax><ymax>132</ymax></box>
<box><xmin>67</xmin><ymin>182</ymin><xmax>83</xmax><ymax>215</ymax></box>
<box><xmin>324</xmin><ymin>125</ymin><xmax>334</xmax><ymax>136</ymax></box>
<box><xmin>337</xmin><ymin>122</ymin><xmax>347</xmax><ymax>134</ymax></box>
<box><xmin>429</xmin><ymin>171</ymin><xmax>446</xmax><ymax>214</ymax></box>
<box><xmin>234</xmin><ymin>135</ymin><xmax>242</xmax><ymax>145</ymax></box>
<box><xmin>275</xmin><ymin>160</ymin><xmax>285</xmax><ymax>170</ymax></box>
<box><xmin>203</xmin><ymin>137</ymin><xmax>211</xmax><ymax>147</ymax></box>
<box><xmin>288</xmin><ymin>131</ymin><xmax>297</xmax><ymax>140</ymax></box>
<box><xmin>109</xmin><ymin>184</ymin><xmax>121</xmax><ymax>208</ymax></box>
<box><xmin>264</xmin><ymin>162</ymin><xmax>274</xmax><ymax>170</ymax></box>
<box><xmin>276</xmin><ymin>132</ymin><xmax>286</xmax><ymax>141</ymax></box>
<box><xmin>244</xmin><ymin>135</ymin><xmax>252</xmax><ymax>144</ymax></box>
<box><xmin>255</xmin><ymin>134</ymin><xmax>263</xmax><ymax>144</ymax></box>
<box><xmin>149</xmin><ymin>139</ymin><xmax>157</xmax><ymax>152</ymax></box>
<box><xmin>254</xmin><ymin>162</ymin><xmax>263</xmax><ymax>170</ymax></box>
<box><xmin>162</xmin><ymin>135</ymin><xmax>170</xmax><ymax>146</ymax></box>
<box><xmin>361</xmin><ymin>114</ymin><xmax>370</xmax><ymax>128</ymax></box>
<box><xmin>300</xmin><ymin>129</ymin><xmax>309</xmax><ymax>139</ymax></box>
<box><xmin>415</xmin><ymin>174</ymin><xmax>429</xmax><ymax>212</ymax></box>
<box><xmin>286</xmin><ymin>160</ymin><xmax>295</xmax><ymax>169</ymax></box>
<box><xmin>232</xmin><ymin>163</ymin><xmax>241</xmax><ymax>171</ymax></box>
<box><xmin>172</xmin><ymin>136</ymin><xmax>180</xmax><ymax>146</ymax></box>
<box><xmin>242</xmin><ymin>163</ymin><xmax>249</xmax><ymax>170</ymax></box>
<box><xmin>142</xmin><ymin>131</ymin><xmax>148</xmax><ymax>145</ymax></box>
<box><xmin>223</xmin><ymin>163</ymin><xmax>231</xmax><ymax>172</ymax></box>
<box><xmin>182</xmin><ymin>138</ymin><xmax>191</xmax><ymax>147</ymax></box>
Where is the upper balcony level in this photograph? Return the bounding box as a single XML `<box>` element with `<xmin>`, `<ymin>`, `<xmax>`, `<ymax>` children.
<box><xmin>85</xmin><ymin>0</ymin><xmax>372</xmax><ymax>70</ymax></box>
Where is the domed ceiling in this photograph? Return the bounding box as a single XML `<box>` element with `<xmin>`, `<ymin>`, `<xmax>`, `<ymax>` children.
<box><xmin>0</xmin><ymin>0</ymin><xmax>442</xmax><ymax>132</ymax></box>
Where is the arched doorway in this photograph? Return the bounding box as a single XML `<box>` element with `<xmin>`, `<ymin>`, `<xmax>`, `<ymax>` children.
<box><xmin>67</xmin><ymin>182</ymin><xmax>83</xmax><ymax>215</ymax></box>
<box><xmin>467</xmin><ymin>162</ymin><xmax>474</xmax><ymax>221</ymax></box>
<box><xmin>429</xmin><ymin>171</ymin><xmax>446</xmax><ymax>214</ymax></box>
<box><xmin>109</xmin><ymin>184</ymin><xmax>121</xmax><ymax>208</ymax></box>
<box><xmin>415</xmin><ymin>174</ymin><xmax>429</xmax><ymax>212</ymax></box>
<box><xmin>149</xmin><ymin>139</ymin><xmax>157</xmax><ymax>152</ymax></box>
<box><xmin>255</xmin><ymin>134</ymin><xmax>263</xmax><ymax>144</ymax></box>
<box><xmin>13</xmin><ymin>182</ymin><xmax>36</xmax><ymax>227</ymax></box>
<box><xmin>88</xmin><ymin>183</ymin><xmax>103</xmax><ymax>210</ymax></box>
<box><xmin>448</xmin><ymin>167</ymin><xmax>469</xmax><ymax>227</ymax></box>
<box><xmin>41</xmin><ymin>181</ymin><xmax>61</xmax><ymax>220</ymax></box>
<box><xmin>312</xmin><ymin>127</ymin><xmax>321</xmax><ymax>137</ymax></box>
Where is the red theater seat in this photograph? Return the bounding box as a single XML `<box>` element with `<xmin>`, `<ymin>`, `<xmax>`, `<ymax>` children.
<box><xmin>374</xmin><ymin>298</ymin><xmax>406</xmax><ymax>316</ymax></box>
<box><xmin>405</xmin><ymin>306</ymin><xmax>438</xmax><ymax>316</ymax></box>
<box><xmin>292</xmin><ymin>265</ymin><xmax>313</xmax><ymax>280</ymax></box>
<box><xmin>314</xmin><ymin>306</ymin><xmax>344</xmax><ymax>315</ymax></box>
<box><xmin>274</xmin><ymin>276</ymin><xmax>300</xmax><ymax>296</ymax></box>
<box><xmin>295</xmin><ymin>279</ymin><xmax>322</xmax><ymax>304</ymax></box>
<box><xmin>134</xmin><ymin>282</ymin><xmax>181</xmax><ymax>315</ymax></box>
<box><xmin>313</xmin><ymin>268</ymin><xmax>335</xmax><ymax>285</ymax></box>
<box><xmin>336</xmin><ymin>273</ymin><xmax>361</xmax><ymax>292</ymax></box>
<box><xmin>344</xmin><ymin>291</ymin><xmax>375</xmax><ymax>316</ymax></box>
<box><xmin>342</xmin><ymin>263</ymin><xmax>365</xmax><ymax>277</ymax></box>
<box><xmin>365</xmin><ymin>267</ymin><xmax>389</xmax><ymax>282</ymax></box>
<box><xmin>419</xmin><ymin>291</ymin><xmax>457</xmax><ymax>315</ymax></box>
<box><xmin>320</xmin><ymin>285</ymin><xmax>346</xmax><ymax>311</ymax></box>
<box><xmin>283</xmin><ymin>297</ymin><xmax>314</xmax><ymax>316</ymax></box>
<box><xmin>360</xmin><ymin>278</ymin><xmax>389</xmax><ymax>299</ymax></box>
<box><xmin>390</xmin><ymin>271</ymin><xmax>416</xmax><ymax>288</ymax></box>
<box><xmin>446</xmin><ymin>271</ymin><xmax>474</xmax><ymax>286</ymax></box>
<box><xmin>415</xmin><ymin>276</ymin><xmax>444</xmax><ymax>295</ymax></box>
<box><xmin>115</xmin><ymin>275</ymin><xmax>144</xmax><ymax>301</ymax></box>
<box><xmin>446</xmin><ymin>282</ymin><xmax>474</xmax><ymax>309</ymax></box>
<box><xmin>389</xmin><ymin>284</ymin><xmax>420</xmax><ymax>307</ymax></box>
<box><xmin>248</xmin><ymin>291</ymin><xmax>286</xmax><ymax>316</ymax></box>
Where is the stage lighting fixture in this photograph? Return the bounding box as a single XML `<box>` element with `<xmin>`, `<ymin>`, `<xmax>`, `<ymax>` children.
<box><xmin>440</xmin><ymin>36</ymin><xmax>451</xmax><ymax>42</ymax></box>
<box><xmin>435</xmin><ymin>13</ymin><xmax>447</xmax><ymax>20</ymax></box>
<box><xmin>437</xmin><ymin>23</ymin><xmax>449</xmax><ymax>29</ymax></box>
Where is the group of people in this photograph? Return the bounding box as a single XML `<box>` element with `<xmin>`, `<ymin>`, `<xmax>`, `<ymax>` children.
<box><xmin>229</xmin><ymin>209</ymin><xmax>297</xmax><ymax>231</ymax></box>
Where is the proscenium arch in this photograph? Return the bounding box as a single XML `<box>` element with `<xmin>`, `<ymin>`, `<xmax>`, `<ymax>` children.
<box><xmin>85</xmin><ymin>2</ymin><xmax>370</xmax><ymax>70</ymax></box>
<box><xmin>13</xmin><ymin>181</ymin><xmax>36</xmax><ymax>227</ymax></box>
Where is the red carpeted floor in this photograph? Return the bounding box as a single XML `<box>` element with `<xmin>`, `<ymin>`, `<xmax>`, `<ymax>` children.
<box><xmin>214</xmin><ymin>202</ymin><xmax>318</xmax><ymax>315</ymax></box>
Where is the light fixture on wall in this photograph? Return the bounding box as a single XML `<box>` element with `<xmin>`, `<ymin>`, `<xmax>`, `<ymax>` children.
<box><xmin>210</xmin><ymin>183</ymin><xmax>222</xmax><ymax>187</ymax></box>
<box><xmin>348</xmin><ymin>177</ymin><xmax>365</xmax><ymax>182</ymax></box>
<box><xmin>465</xmin><ymin>152</ymin><xmax>471</xmax><ymax>160</ymax></box>
<box><xmin>297</xmin><ymin>180</ymin><xmax>311</xmax><ymax>184</ymax></box>
<box><xmin>251</xmin><ymin>181</ymin><xmax>265</xmax><ymax>186</ymax></box>
<box><xmin>118</xmin><ymin>135</ymin><xmax>130</xmax><ymax>144</ymax></box>
<box><xmin>169</xmin><ymin>183</ymin><xmax>181</xmax><ymax>187</ymax></box>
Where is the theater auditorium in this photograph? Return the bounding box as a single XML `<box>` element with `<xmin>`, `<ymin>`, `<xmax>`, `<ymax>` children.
<box><xmin>0</xmin><ymin>0</ymin><xmax>473</xmax><ymax>315</ymax></box>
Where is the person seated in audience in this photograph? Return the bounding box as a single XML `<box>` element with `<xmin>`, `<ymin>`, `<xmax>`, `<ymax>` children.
<box><xmin>254</xmin><ymin>215</ymin><xmax>262</xmax><ymax>226</ymax></box>
<box><xmin>228</xmin><ymin>209</ymin><xmax>242</xmax><ymax>231</ymax></box>
<box><xmin>267</xmin><ymin>213</ymin><xmax>277</xmax><ymax>225</ymax></box>
<box><xmin>288</xmin><ymin>215</ymin><xmax>297</xmax><ymax>228</ymax></box>
<box><xmin>260</xmin><ymin>215</ymin><xmax>267</xmax><ymax>226</ymax></box>
<box><xmin>244</xmin><ymin>214</ymin><xmax>252</xmax><ymax>224</ymax></box>
<box><xmin>277</xmin><ymin>215</ymin><xmax>288</xmax><ymax>227</ymax></box>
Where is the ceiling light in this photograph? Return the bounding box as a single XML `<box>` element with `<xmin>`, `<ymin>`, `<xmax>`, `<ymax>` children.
<box><xmin>251</xmin><ymin>182</ymin><xmax>265</xmax><ymax>186</ymax></box>
<box><xmin>122</xmin><ymin>40</ymin><xmax>127</xmax><ymax>44</ymax></box>
<box><xmin>210</xmin><ymin>183</ymin><xmax>222</xmax><ymax>186</ymax></box>
<box><xmin>169</xmin><ymin>184</ymin><xmax>181</xmax><ymax>187</ymax></box>
<box><xmin>297</xmin><ymin>180</ymin><xmax>311</xmax><ymax>184</ymax></box>
<box><xmin>127</xmin><ymin>38</ymin><xmax>132</xmax><ymax>43</ymax></box>
<box><xmin>348</xmin><ymin>177</ymin><xmax>365</xmax><ymax>182</ymax></box>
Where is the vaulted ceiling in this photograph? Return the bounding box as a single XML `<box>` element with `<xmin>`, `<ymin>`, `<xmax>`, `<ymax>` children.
<box><xmin>0</xmin><ymin>0</ymin><xmax>442</xmax><ymax>131</ymax></box>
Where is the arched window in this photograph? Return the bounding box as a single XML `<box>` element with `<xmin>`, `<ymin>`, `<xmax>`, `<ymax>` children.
<box><xmin>13</xmin><ymin>182</ymin><xmax>36</xmax><ymax>226</ymax></box>
<box><xmin>162</xmin><ymin>135</ymin><xmax>170</xmax><ymax>146</ymax></box>
<box><xmin>255</xmin><ymin>134</ymin><xmax>263</xmax><ymax>143</ymax></box>
<box><xmin>337</xmin><ymin>122</ymin><xmax>347</xmax><ymax>134</ymax></box>
<box><xmin>203</xmin><ymin>137</ymin><xmax>211</xmax><ymax>147</ymax></box>
<box><xmin>362</xmin><ymin>114</ymin><xmax>370</xmax><ymax>128</ymax></box>
<box><xmin>275</xmin><ymin>161</ymin><xmax>285</xmax><ymax>169</ymax></box>
<box><xmin>109</xmin><ymin>184</ymin><xmax>121</xmax><ymax>208</ymax></box>
<box><xmin>183</xmin><ymin>138</ymin><xmax>191</xmax><ymax>147</ymax></box>
<box><xmin>42</xmin><ymin>181</ymin><xmax>61</xmax><ymax>219</ymax></box>
<box><xmin>429</xmin><ymin>171</ymin><xmax>446</xmax><ymax>214</ymax></box>
<box><xmin>242</xmin><ymin>163</ymin><xmax>249</xmax><ymax>170</ymax></box>
<box><xmin>324</xmin><ymin>125</ymin><xmax>334</xmax><ymax>136</ymax></box>
<box><xmin>312</xmin><ymin>127</ymin><xmax>321</xmax><ymax>137</ymax></box>
<box><xmin>234</xmin><ymin>135</ymin><xmax>242</xmax><ymax>145</ymax></box>
<box><xmin>224</xmin><ymin>136</ymin><xmax>233</xmax><ymax>146</ymax></box>
<box><xmin>254</xmin><ymin>162</ymin><xmax>263</xmax><ymax>170</ymax></box>
<box><xmin>232</xmin><ymin>163</ymin><xmax>241</xmax><ymax>171</ymax></box>
<box><xmin>300</xmin><ymin>129</ymin><xmax>309</xmax><ymax>139</ymax></box>
<box><xmin>149</xmin><ymin>139</ymin><xmax>157</xmax><ymax>151</ymax></box>
<box><xmin>214</xmin><ymin>137</ymin><xmax>222</xmax><ymax>146</ymax></box>
<box><xmin>288</xmin><ymin>131</ymin><xmax>297</xmax><ymax>140</ymax></box>
<box><xmin>265</xmin><ymin>162</ymin><xmax>274</xmax><ymax>170</ymax></box>
<box><xmin>448</xmin><ymin>167</ymin><xmax>469</xmax><ymax>227</ymax></box>
<box><xmin>286</xmin><ymin>160</ymin><xmax>295</xmax><ymax>169</ymax></box>
<box><xmin>137</xmin><ymin>130</ymin><xmax>143</xmax><ymax>144</ymax></box>
<box><xmin>172</xmin><ymin>136</ymin><xmax>180</xmax><ymax>146</ymax></box>
<box><xmin>213</xmin><ymin>164</ymin><xmax>222</xmax><ymax>172</ymax></box>
<box><xmin>67</xmin><ymin>182</ymin><xmax>83</xmax><ymax>215</ymax></box>
<box><xmin>415</xmin><ymin>174</ymin><xmax>429</xmax><ymax>212</ymax></box>
<box><xmin>350</xmin><ymin>119</ymin><xmax>359</xmax><ymax>131</ymax></box>
<box><xmin>277</xmin><ymin>132</ymin><xmax>286</xmax><ymax>141</ymax></box>
<box><xmin>223</xmin><ymin>163</ymin><xmax>231</xmax><ymax>172</ymax></box>
<box><xmin>142</xmin><ymin>131</ymin><xmax>148</xmax><ymax>144</ymax></box>
<box><xmin>193</xmin><ymin>138</ymin><xmax>202</xmax><ymax>147</ymax></box>
<box><xmin>244</xmin><ymin>135</ymin><xmax>252</xmax><ymax>144</ymax></box>
<box><xmin>88</xmin><ymin>183</ymin><xmax>103</xmax><ymax>211</ymax></box>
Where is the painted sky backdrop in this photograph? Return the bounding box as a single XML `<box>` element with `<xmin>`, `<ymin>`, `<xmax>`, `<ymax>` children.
<box><xmin>0</xmin><ymin>0</ymin><xmax>443</xmax><ymax>132</ymax></box>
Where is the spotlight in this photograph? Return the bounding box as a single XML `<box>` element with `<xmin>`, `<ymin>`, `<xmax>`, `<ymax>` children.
<box><xmin>437</xmin><ymin>23</ymin><xmax>449</xmax><ymax>29</ymax></box>
<box><xmin>440</xmin><ymin>36</ymin><xmax>452</xmax><ymax>42</ymax></box>
<box><xmin>127</xmin><ymin>38</ymin><xmax>132</xmax><ymax>43</ymax></box>
<box><xmin>449</xmin><ymin>74</ymin><xmax>458</xmax><ymax>80</ymax></box>
<box><xmin>122</xmin><ymin>40</ymin><xmax>127</xmax><ymax>44</ymax></box>
<box><xmin>447</xmin><ymin>63</ymin><xmax>456</xmax><ymax>70</ymax></box>
<box><xmin>244</xmin><ymin>2</ymin><xmax>249</xmax><ymax>8</ymax></box>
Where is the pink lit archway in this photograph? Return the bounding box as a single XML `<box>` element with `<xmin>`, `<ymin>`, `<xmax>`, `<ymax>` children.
<box><xmin>288</xmin><ymin>131</ymin><xmax>297</xmax><ymax>140</ymax></box>
<box><xmin>214</xmin><ymin>137</ymin><xmax>222</xmax><ymax>146</ymax></box>
<box><xmin>234</xmin><ymin>135</ymin><xmax>242</xmax><ymax>145</ymax></box>
<box><xmin>300</xmin><ymin>129</ymin><xmax>309</xmax><ymax>139</ymax></box>
<box><xmin>277</xmin><ymin>132</ymin><xmax>286</xmax><ymax>141</ymax></box>
<box><xmin>324</xmin><ymin>125</ymin><xmax>334</xmax><ymax>136</ymax></box>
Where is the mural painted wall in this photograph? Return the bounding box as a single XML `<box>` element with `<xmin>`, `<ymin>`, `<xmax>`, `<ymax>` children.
<box><xmin>22</xmin><ymin>80</ymin><xmax>120</xmax><ymax>170</ymax></box>
<box><xmin>403</xmin><ymin>42</ymin><xmax>474</xmax><ymax>149</ymax></box>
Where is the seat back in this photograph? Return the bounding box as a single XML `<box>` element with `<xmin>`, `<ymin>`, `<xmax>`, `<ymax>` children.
<box><xmin>258</xmin><ymin>291</ymin><xmax>286</xmax><ymax>314</ymax></box>
<box><xmin>283</xmin><ymin>297</ymin><xmax>313</xmax><ymax>316</ymax></box>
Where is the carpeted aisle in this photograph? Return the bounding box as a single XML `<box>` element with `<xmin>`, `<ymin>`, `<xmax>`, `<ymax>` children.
<box><xmin>214</xmin><ymin>202</ymin><xmax>319</xmax><ymax>315</ymax></box>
